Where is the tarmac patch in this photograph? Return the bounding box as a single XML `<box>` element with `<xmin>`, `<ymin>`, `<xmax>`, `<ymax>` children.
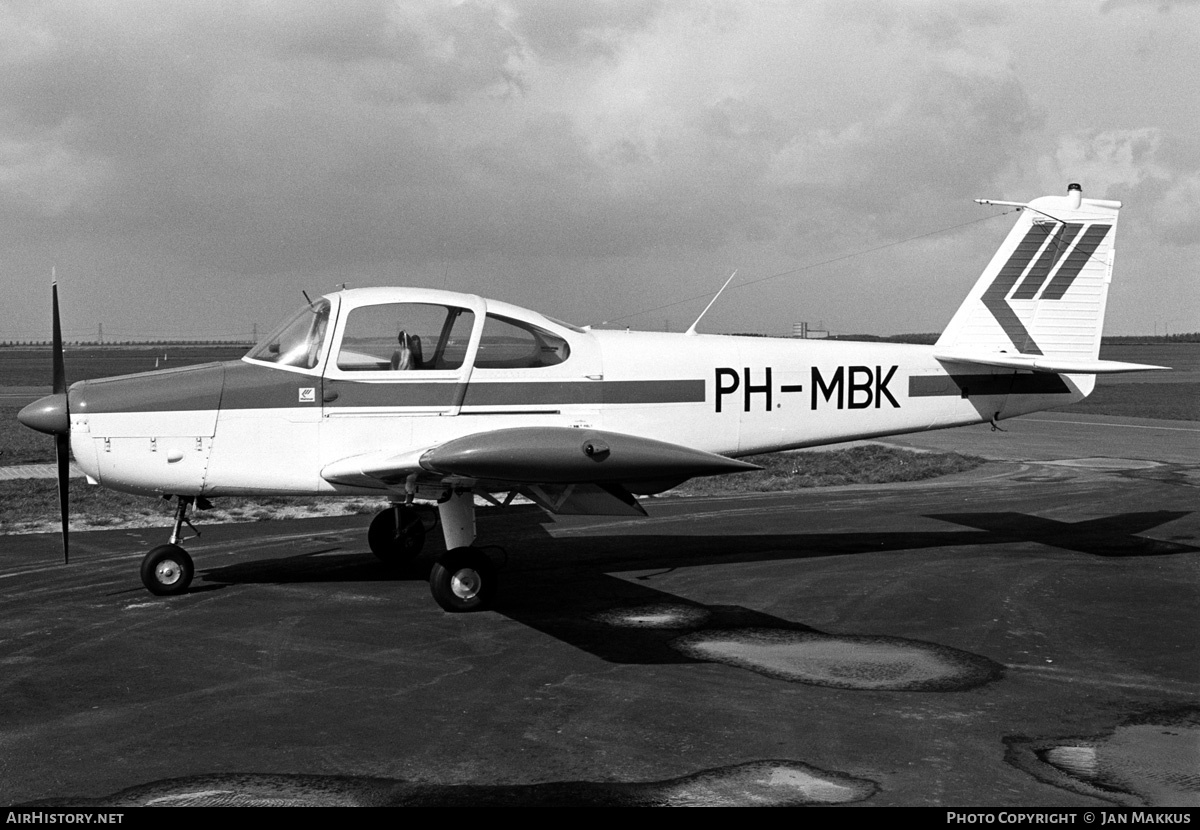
<box><xmin>672</xmin><ymin>628</ymin><xmax>1002</xmax><ymax>691</ymax></box>
<box><xmin>1006</xmin><ymin>707</ymin><xmax>1200</xmax><ymax>807</ymax></box>
<box><xmin>14</xmin><ymin>761</ymin><xmax>878</xmax><ymax>807</ymax></box>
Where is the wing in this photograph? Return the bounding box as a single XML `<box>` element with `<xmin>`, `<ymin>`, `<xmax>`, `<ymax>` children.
<box><xmin>321</xmin><ymin>426</ymin><xmax>761</xmax><ymax>516</ymax></box>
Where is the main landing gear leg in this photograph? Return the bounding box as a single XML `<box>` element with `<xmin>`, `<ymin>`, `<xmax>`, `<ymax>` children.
<box><xmin>428</xmin><ymin>488</ymin><xmax>495</xmax><ymax>613</ymax></box>
<box><xmin>140</xmin><ymin>496</ymin><xmax>197</xmax><ymax>596</ymax></box>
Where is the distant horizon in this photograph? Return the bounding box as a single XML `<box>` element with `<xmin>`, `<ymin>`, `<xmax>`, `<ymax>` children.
<box><xmin>3</xmin><ymin>333</ymin><xmax>1198</xmax><ymax>348</ymax></box>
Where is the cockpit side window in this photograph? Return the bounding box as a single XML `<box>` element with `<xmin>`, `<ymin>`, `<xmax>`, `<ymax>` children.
<box><xmin>336</xmin><ymin>303</ymin><xmax>474</xmax><ymax>371</ymax></box>
<box><xmin>245</xmin><ymin>299</ymin><xmax>331</xmax><ymax>370</ymax></box>
<box><xmin>475</xmin><ymin>314</ymin><xmax>570</xmax><ymax>369</ymax></box>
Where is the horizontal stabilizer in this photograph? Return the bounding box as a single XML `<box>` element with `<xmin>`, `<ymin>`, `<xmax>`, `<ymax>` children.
<box><xmin>934</xmin><ymin>350</ymin><xmax>1170</xmax><ymax>375</ymax></box>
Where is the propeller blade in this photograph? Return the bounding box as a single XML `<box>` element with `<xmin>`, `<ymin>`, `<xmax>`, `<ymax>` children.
<box><xmin>51</xmin><ymin>275</ymin><xmax>70</xmax><ymax>563</ymax></box>
<box><xmin>56</xmin><ymin>433</ymin><xmax>70</xmax><ymax>564</ymax></box>
<box><xmin>52</xmin><ymin>280</ymin><xmax>66</xmax><ymax>395</ymax></box>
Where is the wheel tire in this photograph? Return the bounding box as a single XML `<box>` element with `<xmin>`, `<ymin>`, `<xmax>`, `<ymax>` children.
<box><xmin>140</xmin><ymin>544</ymin><xmax>194</xmax><ymax>596</ymax></box>
<box><xmin>368</xmin><ymin>505</ymin><xmax>425</xmax><ymax>564</ymax></box>
<box><xmin>429</xmin><ymin>547</ymin><xmax>495</xmax><ymax>613</ymax></box>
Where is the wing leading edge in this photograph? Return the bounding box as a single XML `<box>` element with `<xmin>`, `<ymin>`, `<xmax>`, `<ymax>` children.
<box><xmin>321</xmin><ymin>427</ymin><xmax>761</xmax><ymax>514</ymax></box>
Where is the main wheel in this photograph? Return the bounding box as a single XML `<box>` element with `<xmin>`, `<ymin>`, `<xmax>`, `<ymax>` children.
<box><xmin>429</xmin><ymin>547</ymin><xmax>496</xmax><ymax>613</ymax></box>
<box><xmin>140</xmin><ymin>544</ymin><xmax>194</xmax><ymax>596</ymax></box>
<box><xmin>368</xmin><ymin>505</ymin><xmax>426</xmax><ymax>564</ymax></box>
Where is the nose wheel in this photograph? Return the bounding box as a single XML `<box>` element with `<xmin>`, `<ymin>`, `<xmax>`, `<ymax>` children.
<box><xmin>140</xmin><ymin>544</ymin><xmax>195</xmax><ymax>596</ymax></box>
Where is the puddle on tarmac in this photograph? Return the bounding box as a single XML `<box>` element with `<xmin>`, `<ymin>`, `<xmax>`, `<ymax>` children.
<box><xmin>672</xmin><ymin>628</ymin><xmax>1001</xmax><ymax>691</ymax></box>
<box><xmin>649</xmin><ymin>760</ymin><xmax>877</xmax><ymax>806</ymax></box>
<box><xmin>15</xmin><ymin>760</ymin><xmax>878</xmax><ymax>807</ymax></box>
<box><xmin>591</xmin><ymin>603</ymin><xmax>712</xmax><ymax>629</ymax></box>
<box><xmin>1007</xmin><ymin>708</ymin><xmax>1200</xmax><ymax>807</ymax></box>
<box><xmin>591</xmin><ymin>603</ymin><xmax>1001</xmax><ymax>691</ymax></box>
<box><xmin>1044</xmin><ymin>458</ymin><xmax>1162</xmax><ymax>471</ymax></box>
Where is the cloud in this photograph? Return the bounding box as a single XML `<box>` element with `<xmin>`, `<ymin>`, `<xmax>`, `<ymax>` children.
<box><xmin>1030</xmin><ymin>128</ymin><xmax>1200</xmax><ymax>247</ymax></box>
<box><xmin>1037</xmin><ymin>129</ymin><xmax>1169</xmax><ymax>198</ymax></box>
<box><xmin>1154</xmin><ymin>174</ymin><xmax>1200</xmax><ymax>245</ymax></box>
<box><xmin>1101</xmin><ymin>0</ymin><xmax>1200</xmax><ymax>13</ymax></box>
<box><xmin>0</xmin><ymin>1</ymin><xmax>1042</xmax><ymax>277</ymax></box>
<box><xmin>509</xmin><ymin>0</ymin><xmax>665</xmax><ymax>62</ymax></box>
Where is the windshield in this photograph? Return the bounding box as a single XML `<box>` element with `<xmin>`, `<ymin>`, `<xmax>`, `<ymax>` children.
<box><xmin>246</xmin><ymin>299</ymin><xmax>331</xmax><ymax>369</ymax></box>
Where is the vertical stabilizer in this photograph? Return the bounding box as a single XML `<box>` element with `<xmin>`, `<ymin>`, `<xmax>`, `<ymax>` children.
<box><xmin>936</xmin><ymin>184</ymin><xmax>1121</xmax><ymax>364</ymax></box>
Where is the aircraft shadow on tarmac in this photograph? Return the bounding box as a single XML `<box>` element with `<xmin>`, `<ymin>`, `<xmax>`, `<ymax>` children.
<box><xmin>100</xmin><ymin>504</ymin><xmax>1200</xmax><ymax>608</ymax></box>
<box><xmin>926</xmin><ymin>510</ymin><xmax>1197</xmax><ymax>557</ymax></box>
<box><xmin>194</xmin><ymin>505</ymin><xmax>1195</xmax><ymax>689</ymax></box>
<box><xmin>199</xmin><ymin>505</ymin><xmax>1197</xmax><ymax>593</ymax></box>
<box><xmin>200</xmin><ymin>546</ymin><xmax>1006</xmax><ymax>690</ymax></box>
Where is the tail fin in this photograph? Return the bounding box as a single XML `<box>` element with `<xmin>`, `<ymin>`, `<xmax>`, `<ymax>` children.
<box><xmin>936</xmin><ymin>184</ymin><xmax>1120</xmax><ymax>364</ymax></box>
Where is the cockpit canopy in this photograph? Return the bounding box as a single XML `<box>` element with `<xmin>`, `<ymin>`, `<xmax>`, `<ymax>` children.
<box><xmin>245</xmin><ymin>289</ymin><xmax>576</xmax><ymax>374</ymax></box>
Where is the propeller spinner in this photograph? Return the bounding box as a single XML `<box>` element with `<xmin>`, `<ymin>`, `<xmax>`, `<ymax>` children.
<box><xmin>16</xmin><ymin>280</ymin><xmax>71</xmax><ymax>563</ymax></box>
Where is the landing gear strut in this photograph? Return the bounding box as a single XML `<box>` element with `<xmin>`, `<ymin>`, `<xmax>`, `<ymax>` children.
<box><xmin>428</xmin><ymin>487</ymin><xmax>496</xmax><ymax>613</ymax></box>
<box><xmin>139</xmin><ymin>496</ymin><xmax>202</xmax><ymax>596</ymax></box>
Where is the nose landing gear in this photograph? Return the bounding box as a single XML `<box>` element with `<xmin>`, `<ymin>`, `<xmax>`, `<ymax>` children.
<box><xmin>138</xmin><ymin>496</ymin><xmax>206</xmax><ymax>596</ymax></box>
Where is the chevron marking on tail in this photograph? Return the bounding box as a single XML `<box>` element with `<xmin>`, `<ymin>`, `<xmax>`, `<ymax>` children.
<box><xmin>979</xmin><ymin>220</ymin><xmax>1112</xmax><ymax>356</ymax></box>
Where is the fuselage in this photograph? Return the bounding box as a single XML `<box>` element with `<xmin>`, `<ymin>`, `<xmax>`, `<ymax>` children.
<box><xmin>63</xmin><ymin>286</ymin><xmax>1087</xmax><ymax>498</ymax></box>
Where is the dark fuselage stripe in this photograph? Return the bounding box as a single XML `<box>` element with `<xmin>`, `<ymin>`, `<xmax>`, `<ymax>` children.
<box><xmin>462</xmin><ymin>379</ymin><xmax>705</xmax><ymax>407</ymax></box>
<box><xmin>327</xmin><ymin>379</ymin><xmax>707</xmax><ymax>409</ymax></box>
<box><xmin>909</xmin><ymin>373</ymin><xmax>1071</xmax><ymax>397</ymax></box>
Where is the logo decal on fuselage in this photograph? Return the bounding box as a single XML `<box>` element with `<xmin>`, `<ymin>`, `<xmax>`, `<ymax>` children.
<box><xmin>983</xmin><ymin>222</ymin><xmax>1111</xmax><ymax>355</ymax></box>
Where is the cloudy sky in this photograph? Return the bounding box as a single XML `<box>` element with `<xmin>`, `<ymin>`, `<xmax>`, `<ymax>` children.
<box><xmin>2</xmin><ymin>0</ymin><xmax>1198</xmax><ymax>342</ymax></box>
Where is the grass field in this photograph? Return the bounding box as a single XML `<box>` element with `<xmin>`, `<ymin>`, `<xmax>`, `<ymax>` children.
<box><xmin>0</xmin><ymin>344</ymin><xmax>247</xmax><ymax>387</ymax></box>
<box><xmin>0</xmin><ymin>481</ymin><xmax>386</xmax><ymax>535</ymax></box>
<box><xmin>671</xmin><ymin>444</ymin><xmax>982</xmax><ymax>496</ymax></box>
<box><xmin>1062</xmin><ymin>382</ymin><xmax>1198</xmax><ymax>421</ymax></box>
<box><xmin>1</xmin><ymin>403</ymin><xmax>57</xmax><ymax>464</ymax></box>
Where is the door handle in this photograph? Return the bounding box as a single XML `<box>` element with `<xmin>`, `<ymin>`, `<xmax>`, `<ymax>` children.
<box><xmin>322</xmin><ymin>391</ymin><xmax>339</xmax><ymax>403</ymax></box>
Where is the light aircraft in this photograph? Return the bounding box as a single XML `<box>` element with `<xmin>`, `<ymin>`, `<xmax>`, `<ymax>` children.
<box><xmin>18</xmin><ymin>184</ymin><xmax>1168</xmax><ymax>611</ymax></box>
